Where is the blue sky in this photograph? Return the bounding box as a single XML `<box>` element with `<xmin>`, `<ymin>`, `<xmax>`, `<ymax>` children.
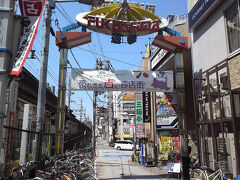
<box><xmin>19</xmin><ymin>0</ymin><xmax>188</xmax><ymax>121</ymax></box>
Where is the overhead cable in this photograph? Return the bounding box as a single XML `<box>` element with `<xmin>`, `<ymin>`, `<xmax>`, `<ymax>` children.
<box><xmin>75</xmin><ymin>47</ymin><xmax>142</xmax><ymax>68</ymax></box>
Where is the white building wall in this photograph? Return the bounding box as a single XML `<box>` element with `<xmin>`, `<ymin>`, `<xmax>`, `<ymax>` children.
<box><xmin>188</xmin><ymin>0</ymin><xmax>199</xmax><ymax>11</ymax></box>
<box><xmin>192</xmin><ymin>0</ymin><xmax>235</xmax><ymax>73</ymax></box>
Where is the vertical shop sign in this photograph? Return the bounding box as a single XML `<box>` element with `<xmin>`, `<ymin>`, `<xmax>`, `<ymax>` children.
<box><xmin>11</xmin><ymin>0</ymin><xmax>46</xmax><ymax>76</ymax></box>
<box><xmin>6</xmin><ymin>81</ymin><xmax>19</xmax><ymax>159</ymax></box>
<box><xmin>146</xmin><ymin>143</ymin><xmax>154</xmax><ymax>162</ymax></box>
<box><xmin>172</xmin><ymin>130</ymin><xmax>180</xmax><ymax>150</ymax></box>
<box><xmin>142</xmin><ymin>92</ymin><xmax>151</xmax><ymax>123</ymax></box>
<box><xmin>159</xmin><ymin>133</ymin><xmax>173</xmax><ymax>160</ymax></box>
<box><xmin>135</xmin><ymin>93</ymin><xmax>144</xmax><ymax>137</ymax></box>
<box><xmin>129</xmin><ymin>125</ymin><xmax>134</xmax><ymax>138</ymax></box>
<box><xmin>20</xmin><ymin>104</ymin><xmax>33</xmax><ymax>164</ymax></box>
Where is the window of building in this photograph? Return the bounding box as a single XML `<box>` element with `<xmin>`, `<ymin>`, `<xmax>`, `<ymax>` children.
<box><xmin>233</xmin><ymin>92</ymin><xmax>240</xmax><ymax>117</ymax></box>
<box><xmin>226</xmin><ymin>0</ymin><xmax>240</xmax><ymax>54</ymax></box>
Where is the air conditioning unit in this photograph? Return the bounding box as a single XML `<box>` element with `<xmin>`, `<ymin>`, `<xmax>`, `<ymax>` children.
<box><xmin>209</xmin><ymin>79</ymin><xmax>217</xmax><ymax>92</ymax></box>
<box><xmin>220</xmin><ymin>72</ymin><xmax>228</xmax><ymax>90</ymax></box>
<box><xmin>212</xmin><ymin>100</ymin><xmax>220</xmax><ymax>118</ymax></box>
<box><xmin>201</xmin><ymin>81</ymin><xmax>208</xmax><ymax>97</ymax></box>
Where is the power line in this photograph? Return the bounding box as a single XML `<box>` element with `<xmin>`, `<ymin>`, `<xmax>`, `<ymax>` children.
<box><xmin>75</xmin><ymin>47</ymin><xmax>142</xmax><ymax>68</ymax></box>
<box><xmin>55</xmin><ymin>4</ymin><xmax>75</xmax><ymax>26</ymax></box>
<box><xmin>102</xmin><ymin>50</ymin><xmax>145</xmax><ymax>54</ymax></box>
<box><xmin>54</xmin><ymin>4</ymin><xmax>102</xmax><ymax>60</ymax></box>
<box><xmin>67</xmin><ymin>59</ymin><xmax>93</xmax><ymax>103</ymax></box>
<box><xmin>70</xmin><ymin>49</ymin><xmax>81</xmax><ymax>68</ymax></box>
<box><xmin>34</xmin><ymin>55</ymin><xmax>59</xmax><ymax>85</ymax></box>
<box><xmin>33</xmin><ymin>44</ymin><xmax>59</xmax><ymax>78</ymax></box>
<box><xmin>96</xmin><ymin>33</ymin><xmax>105</xmax><ymax>59</ymax></box>
<box><xmin>58</xmin><ymin>4</ymin><xmax>74</xmax><ymax>24</ymax></box>
<box><xmin>24</xmin><ymin>62</ymin><xmax>40</xmax><ymax>78</ymax></box>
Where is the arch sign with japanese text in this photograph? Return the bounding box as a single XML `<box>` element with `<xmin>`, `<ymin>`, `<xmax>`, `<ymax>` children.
<box><xmin>70</xmin><ymin>69</ymin><xmax>173</xmax><ymax>92</ymax></box>
<box><xmin>76</xmin><ymin>0</ymin><xmax>168</xmax><ymax>42</ymax></box>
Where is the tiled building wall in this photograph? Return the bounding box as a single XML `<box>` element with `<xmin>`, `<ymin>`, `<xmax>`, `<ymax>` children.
<box><xmin>229</xmin><ymin>55</ymin><xmax>240</xmax><ymax>90</ymax></box>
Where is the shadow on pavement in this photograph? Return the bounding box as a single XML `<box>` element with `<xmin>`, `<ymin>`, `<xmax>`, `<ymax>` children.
<box><xmin>99</xmin><ymin>174</ymin><xmax>170</xmax><ymax>179</ymax></box>
<box><xmin>96</xmin><ymin>162</ymin><xmax>139</xmax><ymax>166</ymax></box>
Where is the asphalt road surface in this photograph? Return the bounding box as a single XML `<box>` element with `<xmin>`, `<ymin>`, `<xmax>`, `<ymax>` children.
<box><xmin>95</xmin><ymin>138</ymin><xmax>178</xmax><ymax>180</ymax></box>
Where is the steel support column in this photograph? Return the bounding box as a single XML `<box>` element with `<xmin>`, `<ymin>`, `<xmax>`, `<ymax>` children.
<box><xmin>175</xmin><ymin>52</ymin><xmax>189</xmax><ymax>179</ymax></box>
<box><xmin>56</xmin><ymin>48</ymin><xmax>68</xmax><ymax>154</ymax></box>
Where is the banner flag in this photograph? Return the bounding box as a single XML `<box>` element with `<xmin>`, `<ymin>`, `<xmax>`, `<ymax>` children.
<box><xmin>71</xmin><ymin>69</ymin><xmax>173</xmax><ymax>92</ymax></box>
<box><xmin>11</xmin><ymin>0</ymin><xmax>46</xmax><ymax>76</ymax></box>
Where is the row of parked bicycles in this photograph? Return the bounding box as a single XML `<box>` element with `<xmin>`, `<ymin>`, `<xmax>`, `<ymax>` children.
<box><xmin>189</xmin><ymin>153</ymin><xmax>234</xmax><ymax>180</ymax></box>
<box><xmin>3</xmin><ymin>144</ymin><xmax>97</xmax><ymax>180</ymax></box>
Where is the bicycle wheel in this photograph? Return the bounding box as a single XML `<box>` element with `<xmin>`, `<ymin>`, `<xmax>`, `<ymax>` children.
<box><xmin>82</xmin><ymin>173</ymin><xmax>97</xmax><ymax>180</ymax></box>
<box><xmin>190</xmin><ymin>168</ymin><xmax>207</xmax><ymax>180</ymax></box>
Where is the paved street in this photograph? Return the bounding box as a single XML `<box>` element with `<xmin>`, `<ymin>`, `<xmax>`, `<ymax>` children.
<box><xmin>95</xmin><ymin>138</ymin><xmax>178</xmax><ymax>180</ymax></box>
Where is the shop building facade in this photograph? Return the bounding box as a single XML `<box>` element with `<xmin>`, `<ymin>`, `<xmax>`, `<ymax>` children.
<box><xmin>149</xmin><ymin>14</ymin><xmax>195</xmax><ymax>163</ymax></box>
<box><xmin>115</xmin><ymin>91</ymin><xmax>135</xmax><ymax>140</ymax></box>
<box><xmin>189</xmin><ymin>0</ymin><xmax>240</xmax><ymax>177</ymax></box>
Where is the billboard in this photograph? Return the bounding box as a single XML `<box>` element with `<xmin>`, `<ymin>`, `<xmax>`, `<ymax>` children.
<box><xmin>156</xmin><ymin>92</ymin><xmax>178</xmax><ymax>129</ymax></box>
<box><xmin>71</xmin><ymin>69</ymin><xmax>173</xmax><ymax>92</ymax></box>
<box><xmin>122</xmin><ymin>91</ymin><xmax>135</xmax><ymax>100</ymax></box>
<box><xmin>11</xmin><ymin>0</ymin><xmax>46</xmax><ymax>76</ymax></box>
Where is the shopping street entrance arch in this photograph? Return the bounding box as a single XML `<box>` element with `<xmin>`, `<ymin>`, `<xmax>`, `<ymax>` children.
<box><xmin>54</xmin><ymin>0</ymin><xmax>189</xmax><ymax>178</ymax></box>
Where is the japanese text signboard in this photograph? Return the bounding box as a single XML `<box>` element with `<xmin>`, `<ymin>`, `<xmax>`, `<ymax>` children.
<box><xmin>11</xmin><ymin>0</ymin><xmax>46</xmax><ymax>76</ymax></box>
<box><xmin>135</xmin><ymin>93</ymin><xmax>144</xmax><ymax>137</ymax></box>
<box><xmin>71</xmin><ymin>69</ymin><xmax>173</xmax><ymax>92</ymax></box>
<box><xmin>75</xmin><ymin>1</ymin><xmax>168</xmax><ymax>37</ymax></box>
<box><xmin>142</xmin><ymin>92</ymin><xmax>151</xmax><ymax>123</ymax></box>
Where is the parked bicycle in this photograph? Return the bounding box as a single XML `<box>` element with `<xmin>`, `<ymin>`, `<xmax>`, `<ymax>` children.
<box><xmin>190</xmin><ymin>160</ymin><xmax>233</xmax><ymax>180</ymax></box>
<box><xmin>7</xmin><ymin>143</ymin><xmax>97</xmax><ymax>180</ymax></box>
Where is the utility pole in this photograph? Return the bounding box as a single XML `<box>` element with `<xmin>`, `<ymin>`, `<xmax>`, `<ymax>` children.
<box><xmin>0</xmin><ymin>1</ymin><xmax>15</xmax><ymax>172</ymax></box>
<box><xmin>92</xmin><ymin>59</ymin><xmax>99</xmax><ymax>155</ymax></box>
<box><xmin>175</xmin><ymin>51</ymin><xmax>189</xmax><ymax>179</ymax></box>
<box><xmin>93</xmin><ymin>91</ymin><xmax>97</xmax><ymax>155</ymax></box>
<box><xmin>36</xmin><ymin>0</ymin><xmax>55</xmax><ymax>161</ymax></box>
